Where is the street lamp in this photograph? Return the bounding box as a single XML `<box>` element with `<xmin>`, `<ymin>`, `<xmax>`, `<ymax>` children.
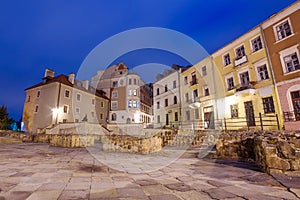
<box><xmin>189</xmin><ymin>101</ymin><xmax>201</xmax><ymax>133</ymax></box>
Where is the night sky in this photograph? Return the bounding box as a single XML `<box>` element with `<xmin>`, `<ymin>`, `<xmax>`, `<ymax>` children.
<box><xmin>0</xmin><ymin>0</ymin><xmax>297</xmax><ymax>120</ymax></box>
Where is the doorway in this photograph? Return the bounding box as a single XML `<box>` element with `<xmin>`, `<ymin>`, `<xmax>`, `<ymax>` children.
<box><xmin>244</xmin><ymin>101</ymin><xmax>255</xmax><ymax>126</ymax></box>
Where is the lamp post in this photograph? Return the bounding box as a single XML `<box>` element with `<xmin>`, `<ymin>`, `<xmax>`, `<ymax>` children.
<box><xmin>189</xmin><ymin>101</ymin><xmax>201</xmax><ymax>134</ymax></box>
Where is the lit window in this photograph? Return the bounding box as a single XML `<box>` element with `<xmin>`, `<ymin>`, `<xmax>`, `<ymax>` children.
<box><xmin>129</xmin><ymin>90</ymin><xmax>132</xmax><ymax>96</ymax></box>
<box><xmin>133</xmin><ymin>90</ymin><xmax>137</xmax><ymax>96</ymax></box>
<box><xmin>133</xmin><ymin>100</ymin><xmax>137</xmax><ymax>108</ymax></box>
<box><xmin>128</xmin><ymin>100</ymin><xmax>132</xmax><ymax>108</ymax></box>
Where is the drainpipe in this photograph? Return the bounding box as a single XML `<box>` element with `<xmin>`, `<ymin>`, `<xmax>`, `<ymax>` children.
<box><xmin>260</xmin><ymin>25</ymin><xmax>283</xmax><ymax>128</ymax></box>
<box><xmin>211</xmin><ymin>56</ymin><xmax>219</xmax><ymax>127</ymax></box>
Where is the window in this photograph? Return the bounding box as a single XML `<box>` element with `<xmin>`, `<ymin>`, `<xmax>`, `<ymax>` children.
<box><xmin>75</xmin><ymin>107</ymin><xmax>80</xmax><ymax>113</ymax></box>
<box><xmin>133</xmin><ymin>100</ymin><xmax>137</xmax><ymax>108</ymax></box>
<box><xmin>100</xmin><ymin>101</ymin><xmax>104</xmax><ymax>108</ymax></box>
<box><xmin>63</xmin><ymin>105</ymin><xmax>68</xmax><ymax>113</ymax></box>
<box><xmin>133</xmin><ymin>90</ymin><xmax>137</xmax><ymax>96</ymax></box>
<box><xmin>223</xmin><ymin>53</ymin><xmax>231</xmax><ymax>66</ymax></box>
<box><xmin>291</xmin><ymin>91</ymin><xmax>300</xmax><ymax>121</ymax></box>
<box><xmin>204</xmin><ymin>86</ymin><xmax>209</xmax><ymax>96</ymax></box>
<box><xmin>37</xmin><ymin>90</ymin><xmax>41</xmax><ymax>98</ymax></box>
<box><xmin>165</xmin><ymin>85</ymin><xmax>168</xmax><ymax>92</ymax></box>
<box><xmin>284</xmin><ymin>53</ymin><xmax>300</xmax><ymax>73</ymax></box>
<box><xmin>63</xmin><ymin>119</ymin><xmax>67</xmax><ymax>123</ymax></box>
<box><xmin>129</xmin><ymin>79</ymin><xmax>132</xmax><ymax>85</ymax></box>
<box><xmin>235</xmin><ymin>45</ymin><xmax>246</xmax><ymax>59</ymax></box>
<box><xmin>186</xmin><ymin>110</ymin><xmax>190</xmax><ymax>121</ymax></box>
<box><xmin>173</xmin><ymin>80</ymin><xmax>176</xmax><ymax>89</ymax></box>
<box><xmin>65</xmin><ymin>90</ymin><xmax>70</xmax><ymax>98</ymax></box>
<box><xmin>240</xmin><ymin>71</ymin><xmax>250</xmax><ymax>86</ymax></box>
<box><xmin>157</xmin><ymin>115</ymin><xmax>160</xmax><ymax>123</ymax></box>
<box><xmin>27</xmin><ymin>95</ymin><xmax>31</xmax><ymax>102</ymax></box>
<box><xmin>134</xmin><ymin>79</ymin><xmax>137</xmax><ymax>85</ymax></box>
<box><xmin>128</xmin><ymin>100</ymin><xmax>132</xmax><ymax>108</ymax></box>
<box><xmin>91</xmin><ymin>112</ymin><xmax>95</xmax><ymax>118</ymax></box>
<box><xmin>156</xmin><ymin>88</ymin><xmax>159</xmax><ymax>95</ymax></box>
<box><xmin>174</xmin><ymin>96</ymin><xmax>177</xmax><ymax>104</ymax></box>
<box><xmin>112</xmin><ymin>91</ymin><xmax>118</xmax><ymax>98</ymax></box>
<box><xmin>275</xmin><ymin>20</ymin><xmax>292</xmax><ymax>41</ymax></box>
<box><xmin>100</xmin><ymin>113</ymin><xmax>103</xmax><ymax>120</ymax></box>
<box><xmin>76</xmin><ymin>93</ymin><xmax>81</xmax><ymax>101</ymax></box>
<box><xmin>193</xmin><ymin>89</ymin><xmax>198</xmax><ymax>100</ymax></box>
<box><xmin>230</xmin><ymin>104</ymin><xmax>238</xmax><ymax>118</ymax></box>
<box><xmin>120</xmin><ymin>79</ymin><xmax>124</xmax><ymax>86</ymax></box>
<box><xmin>75</xmin><ymin>119</ymin><xmax>79</xmax><ymax>123</ymax></box>
<box><xmin>195</xmin><ymin>109</ymin><xmax>200</xmax><ymax>119</ymax></box>
<box><xmin>165</xmin><ymin>99</ymin><xmax>168</xmax><ymax>107</ymax></box>
<box><xmin>184</xmin><ymin>76</ymin><xmax>188</xmax><ymax>85</ymax></box>
<box><xmin>257</xmin><ymin>64</ymin><xmax>269</xmax><ymax>81</ymax></box>
<box><xmin>92</xmin><ymin>99</ymin><xmax>95</xmax><ymax>105</ymax></box>
<box><xmin>262</xmin><ymin>97</ymin><xmax>275</xmax><ymax>113</ymax></box>
<box><xmin>157</xmin><ymin>101</ymin><xmax>160</xmax><ymax>109</ymax></box>
<box><xmin>227</xmin><ymin>77</ymin><xmax>234</xmax><ymax>90</ymax></box>
<box><xmin>111</xmin><ymin>113</ymin><xmax>117</xmax><ymax>121</ymax></box>
<box><xmin>111</xmin><ymin>101</ymin><xmax>118</xmax><ymax>109</ymax></box>
<box><xmin>251</xmin><ymin>36</ymin><xmax>263</xmax><ymax>52</ymax></box>
<box><xmin>112</xmin><ymin>81</ymin><xmax>118</xmax><ymax>88</ymax></box>
<box><xmin>34</xmin><ymin>105</ymin><xmax>38</xmax><ymax>113</ymax></box>
<box><xmin>202</xmin><ymin>66</ymin><xmax>207</xmax><ymax>76</ymax></box>
<box><xmin>185</xmin><ymin>93</ymin><xmax>189</xmax><ymax>102</ymax></box>
<box><xmin>174</xmin><ymin>112</ymin><xmax>178</xmax><ymax>121</ymax></box>
<box><xmin>191</xmin><ymin>74</ymin><xmax>197</xmax><ymax>85</ymax></box>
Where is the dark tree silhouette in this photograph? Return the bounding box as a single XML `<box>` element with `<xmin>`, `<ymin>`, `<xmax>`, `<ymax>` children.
<box><xmin>0</xmin><ymin>105</ymin><xmax>14</xmax><ymax>130</ymax></box>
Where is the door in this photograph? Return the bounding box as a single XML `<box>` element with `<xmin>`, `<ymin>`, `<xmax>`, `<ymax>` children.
<box><xmin>244</xmin><ymin>101</ymin><xmax>255</xmax><ymax>126</ymax></box>
<box><xmin>166</xmin><ymin>114</ymin><xmax>169</xmax><ymax>125</ymax></box>
<box><xmin>204</xmin><ymin>111</ymin><xmax>215</xmax><ymax>129</ymax></box>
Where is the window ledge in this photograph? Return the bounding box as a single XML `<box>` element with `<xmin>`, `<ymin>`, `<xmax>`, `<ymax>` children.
<box><xmin>274</xmin><ymin>33</ymin><xmax>295</xmax><ymax>45</ymax></box>
<box><xmin>283</xmin><ymin>69</ymin><xmax>300</xmax><ymax>76</ymax></box>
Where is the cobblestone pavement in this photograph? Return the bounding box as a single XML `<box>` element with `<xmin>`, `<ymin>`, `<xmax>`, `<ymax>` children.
<box><xmin>0</xmin><ymin>143</ymin><xmax>299</xmax><ymax>200</ymax></box>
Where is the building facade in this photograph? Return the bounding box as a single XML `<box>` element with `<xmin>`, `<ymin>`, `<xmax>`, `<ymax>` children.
<box><xmin>23</xmin><ymin>69</ymin><xmax>110</xmax><ymax>134</ymax></box>
<box><xmin>262</xmin><ymin>1</ymin><xmax>300</xmax><ymax>130</ymax></box>
<box><xmin>92</xmin><ymin>63</ymin><xmax>153</xmax><ymax>125</ymax></box>
<box><xmin>212</xmin><ymin>26</ymin><xmax>281</xmax><ymax>130</ymax></box>
<box><xmin>153</xmin><ymin>69</ymin><xmax>181</xmax><ymax>128</ymax></box>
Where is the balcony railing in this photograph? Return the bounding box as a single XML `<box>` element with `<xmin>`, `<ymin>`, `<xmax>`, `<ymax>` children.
<box><xmin>235</xmin><ymin>82</ymin><xmax>255</xmax><ymax>92</ymax></box>
<box><xmin>283</xmin><ymin>110</ymin><xmax>300</xmax><ymax>122</ymax></box>
<box><xmin>234</xmin><ymin>55</ymin><xmax>248</xmax><ymax>66</ymax></box>
<box><xmin>190</xmin><ymin>79</ymin><xmax>198</xmax><ymax>86</ymax></box>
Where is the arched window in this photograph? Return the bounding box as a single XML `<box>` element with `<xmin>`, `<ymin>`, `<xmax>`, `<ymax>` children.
<box><xmin>174</xmin><ymin>96</ymin><xmax>177</xmax><ymax>104</ymax></box>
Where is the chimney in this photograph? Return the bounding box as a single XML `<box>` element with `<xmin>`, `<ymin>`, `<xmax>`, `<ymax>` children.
<box><xmin>83</xmin><ymin>80</ymin><xmax>89</xmax><ymax>90</ymax></box>
<box><xmin>68</xmin><ymin>73</ymin><xmax>75</xmax><ymax>84</ymax></box>
<box><xmin>44</xmin><ymin>69</ymin><xmax>54</xmax><ymax>78</ymax></box>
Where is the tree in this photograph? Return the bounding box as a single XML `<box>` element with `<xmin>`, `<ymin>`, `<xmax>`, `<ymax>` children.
<box><xmin>0</xmin><ymin>105</ymin><xmax>14</xmax><ymax>130</ymax></box>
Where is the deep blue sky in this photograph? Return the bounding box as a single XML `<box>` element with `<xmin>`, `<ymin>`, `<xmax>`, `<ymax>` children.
<box><xmin>0</xmin><ymin>0</ymin><xmax>297</xmax><ymax>120</ymax></box>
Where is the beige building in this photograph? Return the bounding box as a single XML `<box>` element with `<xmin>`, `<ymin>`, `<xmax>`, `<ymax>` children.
<box><xmin>23</xmin><ymin>69</ymin><xmax>109</xmax><ymax>134</ymax></box>
<box><xmin>153</xmin><ymin>68</ymin><xmax>181</xmax><ymax>128</ymax></box>
<box><xmin>92</xmin><ymin>63</ymin><xmax>153</xmax><ymax>125</ymax></box>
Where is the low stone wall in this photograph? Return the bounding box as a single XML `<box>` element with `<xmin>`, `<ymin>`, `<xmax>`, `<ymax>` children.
<box><xmin>216</xmin><ymin>131</ymin><xmax>300</xmax><ymax>174</ymax></box>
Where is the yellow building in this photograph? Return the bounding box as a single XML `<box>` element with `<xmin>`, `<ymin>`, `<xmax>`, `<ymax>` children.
<box><xmin>212</xmin><ymin>26</ymin><xmax>281</xmax><ymax>130</ymax></box>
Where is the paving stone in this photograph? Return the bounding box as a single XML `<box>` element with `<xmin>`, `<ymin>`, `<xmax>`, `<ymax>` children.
<box><xmin>117</xmin><ymin>187</ymin><xmax>147</xmax><ymax>198</ymax></box>
<box><xmin>38</xmin><ymin>182</ymin><xmax>67</xmax><ymax>191</ymax></box>
<box><xmin>90</xmin><ymin>188</ymin><xmax>118</xmax><ymax>199</ymax></box>
<box><xmin>164</xmin><ymin>183</ymin><xmax>192</xmax><ymax>192</ymax></box>
<box><xmin>26</xmin><ymin>190</ymin><xmax>62</xmax><ymax>200</ymax></box>
<box><xmin>141</xmin><ymin>185</ymin><xmax>171</xmax><ymax>195</ymax></box>
<box><xmin>205</xmin><ymin>188</ymin><xmax>237</xmax><ymax>199</ymax></box>
<box><xmin>2</xmin><ymin>191</ymin><xmax>32</xmax><ymax>200</ymax></box>
<box><xmin>135</xmin><ymin>179</ymin><xmax>158</xmax><ymax>186</ymax></box>
<box><xmin>207</xmin><ymin>180</ymin><xmax>230</xmax><ymax>187</ymax></box>
<box><xmin>175</xmin><ymin>190</ymin><xmax>212</xmax><ymax>200</ymax></box>
<box><xmin>149</xmin><ymin>194</ymin><xmax>181</xmax><ymax>200</ymax></box>
<box><xmin>58</xmin><ymin>190</ymin><xmax>89</xmax><ymax>200</ymax></box>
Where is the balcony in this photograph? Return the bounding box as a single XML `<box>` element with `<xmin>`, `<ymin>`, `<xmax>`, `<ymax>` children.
<box><xmin>235</xmin><ymin>82</ymin><xmax>256</xmax><ymax>95</ymax></box>
<box><xmin>234</xmin><ymin>55</ymin><xmax>248</xmax><ymax>66</ymax></box>
<box><xmin>190</xmin><ymin>79</ymin><xmax>198</xmax><ymax>86</ymax></box>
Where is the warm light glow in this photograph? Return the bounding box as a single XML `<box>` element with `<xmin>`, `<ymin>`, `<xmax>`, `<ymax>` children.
<box><xmin>189</xmin><ymin>101</ymin><xmax>201</xmax><ymax>109</ymax></box>
<box><xmin>134</xmin><ymin>111</ymin><xmax>140</xmax><ymax>123</ymax></box>
<box><xmin>52</xmin><ymin>108</ymin><xmax>60</xmax><ymax>115</ymax></box>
